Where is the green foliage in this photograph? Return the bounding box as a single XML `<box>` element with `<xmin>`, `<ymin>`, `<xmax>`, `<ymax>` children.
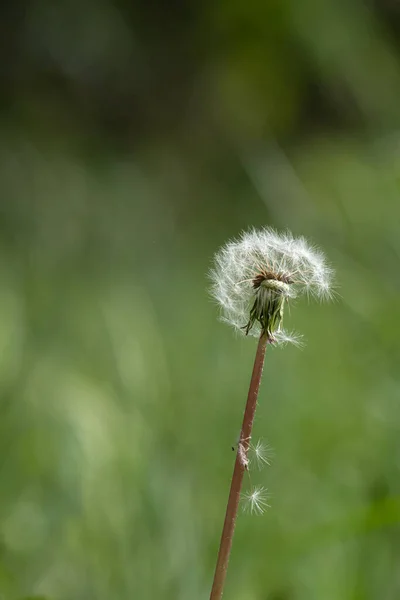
<box><xmin>1</xmin><ymin>1</ymin><xmax>400</xmax><ymax>598</ymax></box>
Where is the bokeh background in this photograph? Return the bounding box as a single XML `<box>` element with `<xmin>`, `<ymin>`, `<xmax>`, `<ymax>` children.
<box><xmin>1</xmin><ymin>1</ymin><xmax>400</xmax><ymax>599</ymax></box>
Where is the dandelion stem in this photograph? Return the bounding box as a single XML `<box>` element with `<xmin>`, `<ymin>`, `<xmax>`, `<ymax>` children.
<box><xmin>210</xmin><ymin>331</ymin><xmax>269</xmax><ymax>600</ymax></box>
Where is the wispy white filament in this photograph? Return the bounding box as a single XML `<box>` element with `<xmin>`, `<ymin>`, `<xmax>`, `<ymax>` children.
<box><xmin>210</xmin><ymin>227</ymin><xmax>333</xmax><ymax>342</ymax></box>
<box><xmin>250</xmin><ymin>440</ymin><xmax>274</xmax><ymax>470</ymax></box>
<box><xmin>242</xmin><ymin>486</ymin><xmax>270</xmax><ymax>515</ymax></box>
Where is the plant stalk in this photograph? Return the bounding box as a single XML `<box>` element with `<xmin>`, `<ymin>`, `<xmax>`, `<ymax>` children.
<box><xmin>210</xmin><ymin>331</ymin><xmax>269</xmax><ymax>600</ymax></box>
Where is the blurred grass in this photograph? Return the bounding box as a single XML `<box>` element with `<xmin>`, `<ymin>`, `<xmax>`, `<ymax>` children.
<box><xmin>0</xmin><ymin>0</ymin><xmax>400</xmax><ymax>598</ymax></box>
<box><xmin>0</xmin><ymin>130</ymin><xmax>398</xmax><ymax>599</ymax></box>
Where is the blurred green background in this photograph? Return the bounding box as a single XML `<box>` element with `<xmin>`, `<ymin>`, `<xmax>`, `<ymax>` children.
<box><xmin>1</xmin><ymin>1</ymin><xmax>400</xmax><ymax>599</ymax></box>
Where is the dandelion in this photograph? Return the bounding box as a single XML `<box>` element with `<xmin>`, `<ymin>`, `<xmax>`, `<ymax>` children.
<box><xmin>209</xmin><ymin>227</ymin><xmax>334</xmax><ymax>600</ymax></box>
<box><xmin>250</xmin><ymin>439</ymin><xmax>274</xmax><ymax>470</ymax></box>
<box><xmin>242</xmin><ymin>486</ymin><xmax>270</xmax><ymax>515</ymax></box>
<box><xmin>210</xmin><ymin>227</ymin><xmax>333</xmax><ymax>341</ymax></box>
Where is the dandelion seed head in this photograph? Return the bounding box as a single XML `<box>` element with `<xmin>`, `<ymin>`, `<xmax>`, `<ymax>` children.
<box><xmin>210</xmin><ymin>227</ymin><xmax>333</xmax><ymax>341</ymax></box>
<box><xmin>242</xmin><ymin>486</ymin><xmax>270</xmax><ymax>515</ymax></box>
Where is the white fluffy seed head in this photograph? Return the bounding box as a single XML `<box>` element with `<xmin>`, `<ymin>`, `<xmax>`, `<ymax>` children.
<box><xmin>210</xmin><ymin>227</ymin><xmax>334</xmax><ymax>343</ymax></box>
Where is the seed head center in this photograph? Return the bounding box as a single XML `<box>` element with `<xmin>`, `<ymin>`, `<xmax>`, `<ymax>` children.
<box><xmin>252</xmin><ymin>270</ymin><xmax>292</xmax><ymax>291</ymax></box>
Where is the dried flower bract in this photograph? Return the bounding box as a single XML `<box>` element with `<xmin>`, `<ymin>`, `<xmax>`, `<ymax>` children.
<box><xmin>250</xmin><ymin>439</ymin><xmax>274</xmax><ymax>470</ymax></box>
<box><xmin>210</xmin><ymin>227</ymin><xmax>333</xmax><ymax>343</ymax></box>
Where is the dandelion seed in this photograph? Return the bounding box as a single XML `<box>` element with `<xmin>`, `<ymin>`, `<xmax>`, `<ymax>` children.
<box><xmin>210</xmin><ymin>227</ymin><xmax>334</xmax><ymax>342</ymax></box>
<box><xmin>250</xmin><ymin>439</ymin><xmax>274</xmax><ymax>470</ymax></box>
<box><xmin>273</xmin><ymin>329</ymin><xmax>304</xmax><ymax>348</ymax></box>
<box><xmin>242</xmin><ymin>486</ymin><xmax>270</xmax><ymax>515</ymax></box>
